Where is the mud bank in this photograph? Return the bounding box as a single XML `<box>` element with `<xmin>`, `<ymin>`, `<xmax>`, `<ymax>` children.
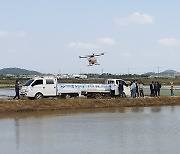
<box><xmin>0</xmin><ymin>97</ymin><xmax>180</xmax><ymax>113</ymax></box>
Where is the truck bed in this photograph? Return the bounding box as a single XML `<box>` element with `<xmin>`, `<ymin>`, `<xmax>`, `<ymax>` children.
<box><xmin>57</xmin><ymin>83</ymin><xmax>110</xmax><ymax>94</ymax></box>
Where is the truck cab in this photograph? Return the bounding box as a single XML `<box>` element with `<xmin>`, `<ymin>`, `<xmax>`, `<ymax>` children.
<box><xmin>20</xmin><ymin>77</ymin><xmax>57</xmax><ymax>99</ymax></box>
<box><xmin>106</xmin><ymin>79</ymin><xmax>131</xmax><ymax>97</ymax></box>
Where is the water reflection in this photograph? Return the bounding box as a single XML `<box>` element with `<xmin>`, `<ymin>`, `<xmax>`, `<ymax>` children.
<box><xmin>151</xmin><ymin>106</ymin><xmax>161</xmax><ymax>112</ymax></box>
<box><xmin>0</xmin><ymin>107</ymin><xmax>127</xmax><ymax>119</ymax></box>
<box><xmin>0</xmin><ymin>88</ymin><xmax>14</xmax><ymax>98</ymax></box>
<box><xmin>171</xmin><ymin>106</ymin><xmax>175</xmax><ymax>112</ymax></box>
<box><xmin>15</xmin><ymin>118</ymin><xmax>20</xmax><ymax>150</ymax></box>
<box><xmin>0</xmin><ymin>105</ymin><xmax>175</xmax><ymax>119</ymax></box>
<box><xmin>131</xmin><ymin>107</ymin><xmax>144</xmax><ymax>113</ymax></box>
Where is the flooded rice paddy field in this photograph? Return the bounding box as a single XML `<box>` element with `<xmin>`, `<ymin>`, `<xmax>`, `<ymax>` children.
<box><xmin>0</xmin><ymin>88</ymin><xmax>14</xmax><ymax>98</ymax></box>
<box><xmin>0</xmin><ymin>106</ymin><xmax>180</xmax><ymax>154</ymax></box>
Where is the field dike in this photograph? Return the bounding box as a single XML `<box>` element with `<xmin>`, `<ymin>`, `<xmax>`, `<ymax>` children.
<box><xmin>0</xmin><ymin>96</ymin><xmax>180</xmax><ymax>113</ymax></box>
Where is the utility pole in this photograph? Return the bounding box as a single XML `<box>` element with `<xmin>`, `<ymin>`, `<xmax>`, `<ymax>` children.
<box><xmin>101</xmin><ymin>68</ymin><xmax>104</xmax><ymax>74</ymax></box>
<box><xmin>128</xmin><ymin>67</ymin><xmax>130</xmax><ymax>75</ymax></box>
<box><xmin>158</xmin><ymin>66</ymin><xmax>160</xmax><ymax>78</ymax></box>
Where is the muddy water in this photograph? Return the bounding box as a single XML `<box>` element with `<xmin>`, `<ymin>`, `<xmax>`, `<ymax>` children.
<box><xmin>0</xmin><ymin>106</ymin><xmax>180</xmax><ymax>154</ymax></box>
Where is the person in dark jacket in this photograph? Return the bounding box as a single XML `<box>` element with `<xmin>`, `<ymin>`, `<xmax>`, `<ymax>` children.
<box><xmin>157</xmin><ymin>81</ymin><xmax>161</xmax><ymax>96</ymax></box>
<box><xmin>13</xmin><ymin>80</ymin><xmax>20</xmax><ymax>99</ymax></box>
<box><xmin>150</xmin><ymin>81</ymin><xmax>154</xmax><ymax>97</ymax></box>
<box><xmin>135</xmin><ymin>80</ymin><xmax>139</xmax><ymax>97</ymax></box>
<box><xmin>118</xmin><ymin>81</ymin><xmax>124</xmax><ymax>97</ymax></box>
<box><xmin>154</xmin><ymin>81</ymin><xmax>158</xmax><ymax>97</ymax></box>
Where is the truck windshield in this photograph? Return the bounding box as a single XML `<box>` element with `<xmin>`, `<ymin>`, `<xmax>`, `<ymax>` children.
<box><xmin>23</xmin><ymin>79</ymin><xmax>34</xmax><ymax>86</ymax></box>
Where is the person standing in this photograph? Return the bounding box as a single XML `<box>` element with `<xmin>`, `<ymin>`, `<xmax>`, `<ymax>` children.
<box><xmin>157</xmin><ymin>81</ymin><xmax>161</xmax><ymax>96</ymax></box>
<box><xmin>135</xmin><ymin>80</ymin><xmax>139</xmax><ymax>97</ymax></box>
<box><xmin>154</xmin><ymin>81</ymin><xmax>158</xmax><ymax>97</ymax></box>
<box><xmin>131</xmin><ymin>80</ymin><xmax>136</xmax><ymax>98</ymax></box>
<box><xmin>118</xmin><ymin>81</ymin><xmax>124</xmax><ymax>98</ymax></box>
<box><xmin>138</xmin><ymin>81</ymin><xmax>144</xmax><ymax>97</ymax></box>
<box><xmin>13</xmin><ymin>80</ymin><xmax>20</xmax><ymax>99</ymax></box>
<box><xmin>110</xmin><ymin>81</ymin><xmax>115</xmax><ymax>98</ymax></box>
<box><xmin>150</xmin><ymin>81</ymin><xmax>155</xmax><ymax>97</ymax></box>
<box><xmin>130</xmin><ymin>81</ymin><xmax>133</xmax><ymax>97</ymax></box>
<box><xmin>170</xmin><ymin>82</ymin><xmax>174</xmax><ymax>96</ymax></box>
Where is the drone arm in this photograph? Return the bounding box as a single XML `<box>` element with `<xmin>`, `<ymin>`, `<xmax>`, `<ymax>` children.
<box><xmin>79</xmin><ymin>56</ymin><xmax>88</xmax><ymax>58</ymax></box>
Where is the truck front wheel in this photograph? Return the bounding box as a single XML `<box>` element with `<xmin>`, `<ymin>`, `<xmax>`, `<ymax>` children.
<box><xmin>35</xmin><ymin>93</ymin><xmax>43</xmax><ymax>99</ymax></box>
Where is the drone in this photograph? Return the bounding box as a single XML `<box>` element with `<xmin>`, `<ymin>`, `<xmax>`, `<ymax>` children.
<box><xmin>79</xmin><ymin>52</ymin><xmax>105</xmax><ymax>66</ymax></box>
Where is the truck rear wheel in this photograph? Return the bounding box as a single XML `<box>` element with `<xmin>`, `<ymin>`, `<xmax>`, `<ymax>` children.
<box><xmin>95</xmin><ymin>93</ymin><xmax>103</xmax><ymax>99</ymax></box>
<box><xmin>65</xmin><ymin>94</ymin><xmax>71</xmax><ymax>99</ymax></box>
<box><xmin>35</xmin><ymin>92</ymin><xmax>43</xmax><ymax>99</ymax></box>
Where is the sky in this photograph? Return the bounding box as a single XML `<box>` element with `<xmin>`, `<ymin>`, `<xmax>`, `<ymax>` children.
<box><xmin>0</xmin><ymin>0</ymin><xmax>180</xmax><ymax>75</ymax></box>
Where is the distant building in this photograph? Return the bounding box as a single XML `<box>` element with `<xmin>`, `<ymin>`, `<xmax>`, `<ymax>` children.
<box><xmin>57</xmin><ymin>74</ymin><xmax>87</xmax><ymax>79</ymax></box>
<box><xmin>174</xmin><ymin>72</ymin><xmax>180</xmax><ymax>78</ymax></box>
<box><xmin>73</xmin><ymin>74</ymin><xmax>87</xmax><ymax>79</ymax></box>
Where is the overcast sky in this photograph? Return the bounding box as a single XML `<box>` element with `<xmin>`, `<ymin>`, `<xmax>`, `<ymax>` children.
<box><xmin>0</xmin><ymin>0</ymin><xmax>180</xmax><ymax>74</ymax></box>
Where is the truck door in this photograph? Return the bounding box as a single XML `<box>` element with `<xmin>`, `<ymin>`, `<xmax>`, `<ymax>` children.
<box><xmin>43</xmin><ymin>79</ymin><xmax>57</xmax><ymax>96</ymax></box>
<box><xmin>31</xmin><ymin>79</ymin><xmax>44</xmax><ymax>96</ymax></box>
<box><xmin>115</xmin><ymin>80</ymin><xmax>120</xmax><ymax>95</ymax></box>
<box><xmin>116</xmin><ymin>80</ymin><xmax>130</xmax><ymax>97</ymax></box>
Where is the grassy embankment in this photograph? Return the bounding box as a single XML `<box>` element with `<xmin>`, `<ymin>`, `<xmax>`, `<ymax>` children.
<box><xmin>0</xmin><ymin>96</ymin><xmax>180</xmax><ymax>113</ymax></box>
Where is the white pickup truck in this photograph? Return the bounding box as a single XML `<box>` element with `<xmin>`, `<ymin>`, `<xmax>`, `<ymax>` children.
<box><xmin>20</xmin><ymin>77</ymin><xmax>131</xmax><ymax>99</ymax></box>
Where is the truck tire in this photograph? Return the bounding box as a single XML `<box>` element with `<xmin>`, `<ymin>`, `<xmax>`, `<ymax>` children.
<box><xmin>65</xmin><ymin>94</ymin><xmax>71</xmax><ymax>99</ymax></box>
<box><xmin>95</xmin><ymin>93</ymin><xmax>103</xmax><ymax>99</ymax></box>
<box><xmin>35</xmin><ymin>92</ymin><xmax>43</xmax><ymax>99</ymax></box>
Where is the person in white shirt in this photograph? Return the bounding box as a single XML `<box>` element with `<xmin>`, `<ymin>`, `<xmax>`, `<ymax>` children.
<box><xmin>110</xmin><ymin>81</ymin><xmax>115</xmax><ymax>98</ymax></box>
<box><xmin>131</xmin><ymin>80</ymin><xmax>136</xmax><ymax>98</ymax></box>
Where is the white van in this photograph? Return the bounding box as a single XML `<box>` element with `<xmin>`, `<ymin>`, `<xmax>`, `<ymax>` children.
<box><xmin>21</xmin><ymin>77</ymin><xmax>57</xmax><ymax>99</ymax></box>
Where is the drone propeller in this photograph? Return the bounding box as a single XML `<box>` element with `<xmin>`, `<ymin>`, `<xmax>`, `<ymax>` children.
<box><xmin>94</xmin><ymin>52</ymin><xmax>105</xmax><ymax>56</ymax></box>
<box><xmin>79</xmin><ymin>52</ymin><xmax>106</xmax><ymax>58</ymax></box>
